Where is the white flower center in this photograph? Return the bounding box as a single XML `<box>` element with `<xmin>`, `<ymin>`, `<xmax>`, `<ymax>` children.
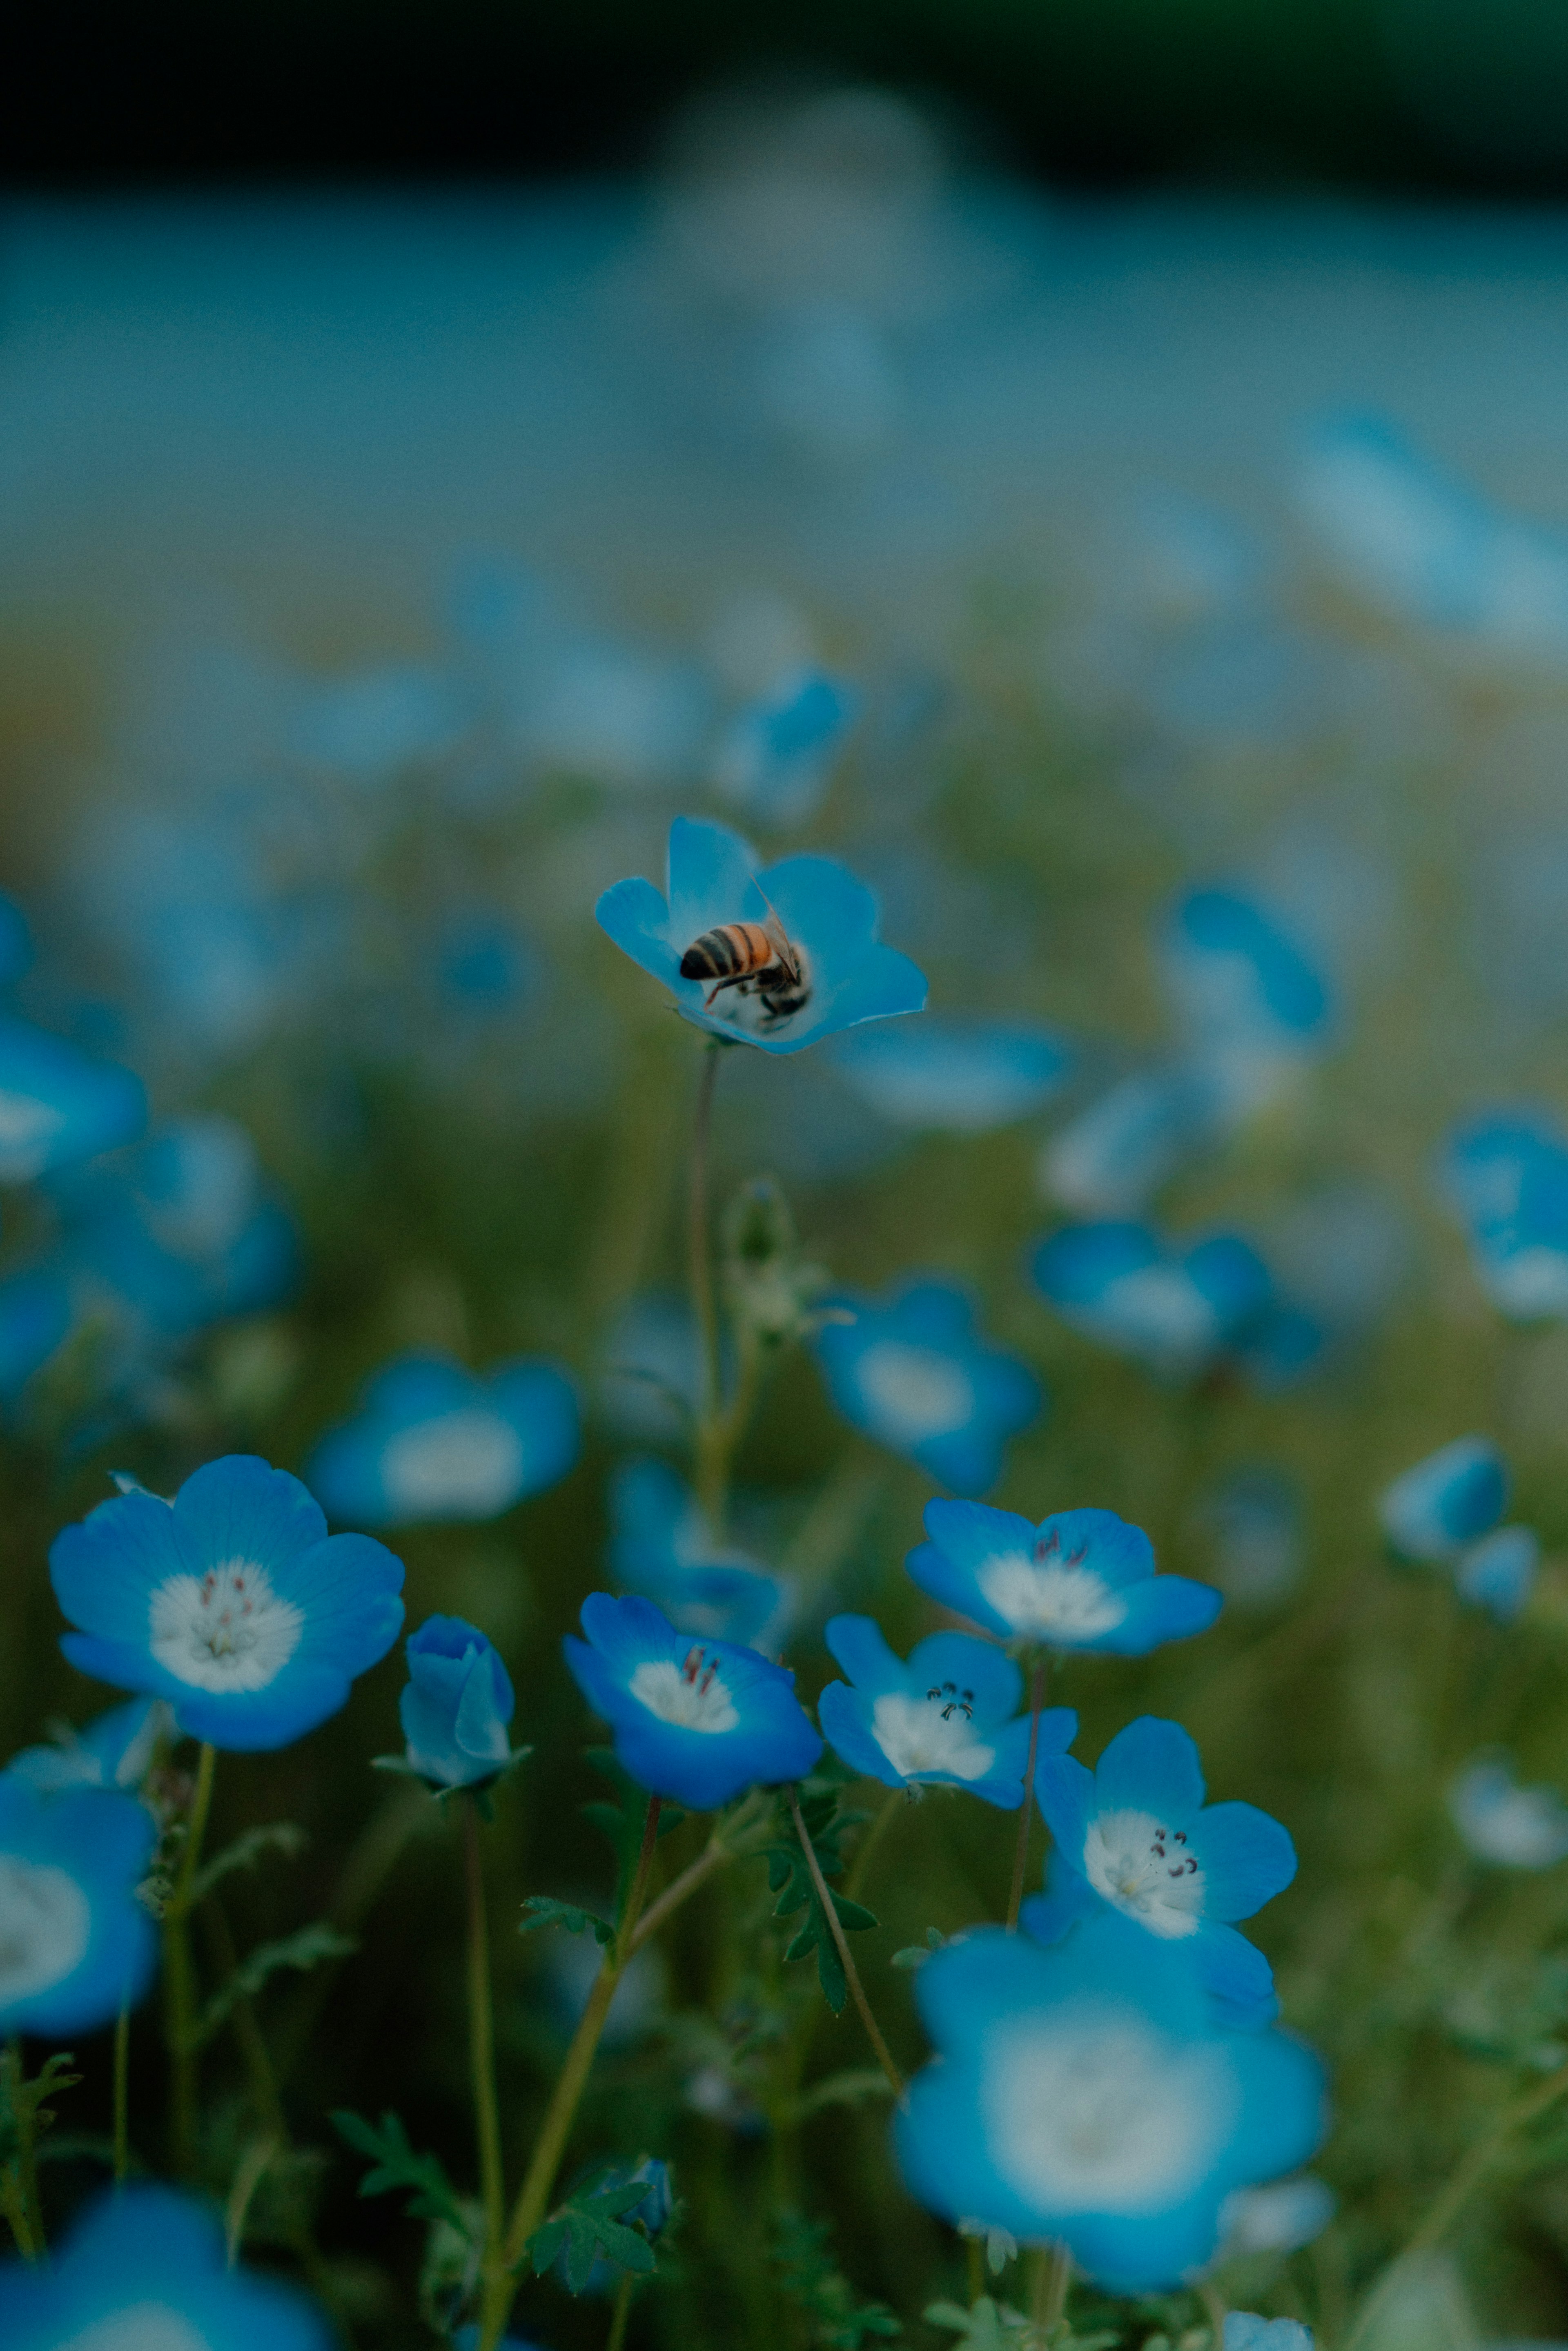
<box><xmin>870</xmin><ymin>1688</ymin><xmax>996</xmax><ymax>1782</ymax></box>
<box><xmin>149</xmin><ymin>1560</ymin><xmax>304</xmax><ymax>1693</ymax></box>
<box><xmin>1451</xmin><ymin>1762</ymin><xmax>1568</xmax><ymax>1870</ymax></box>
<box><xmin>0</xmin><ymin>1089</ymin><xmax>67</xmax><ymax>1182</ymax></box>
<box><xmin>379</xmin><ymin>1408</ymin><xmax>526</xmax><ymax>1518</ymax></box>
<box><xmin>55</xmin><ymin>2310</ymin><xmax>212</xmax><ymax>2351</ymax></box>
<box><xmin>0</xmin><ymin>1856</ymin><xmax>91</xmax><ymax>2004</ymax></box>
<box><xmin>855</xmin><ymin>1342</ymin><xmax>974</xmax><ymax>1444</ymax></box>
<box><xmin>975</xmin><ymin>1532</ymin><xmax>1128</xmax><ymax>1642</ymax></box>
<box><xmin>982</xmin><ymin>2000</ymin><xmax>1236</xmax><ymax>2213</ymax></box>
<box><xmin>629</xmin><ymin>1648</ymin><xmax>740</xmax><ymax>1734</ymax></box>
<box><xmin>1097</xmin><ymin>1265</ymin><xmax>1220</xmax><ymax>1375</ymax></box>
<box><xmin>1083</xmin><ymin>1807</ymin><xmax>1206</xmax><ymax>1937</ymax></box>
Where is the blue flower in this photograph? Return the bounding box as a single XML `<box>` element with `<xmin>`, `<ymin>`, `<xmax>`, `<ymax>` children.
<box><xmin>1161</xmin><ymin>887</ymin><xmax>1332</xmax><ymax>1094</ymax></box>
<box><xmin>609</xmin><ymin>1457</ymin><xmax>792</xmax><ymax>1653</ymax></box>
<box><xmin>1455</xmin><ymin>1524</ymin><xmax>1539</xmax><ymax>1623</ymax></box>
<box><xmin>1041</xmin><ymin>1066</ymin><xmax>1223</xmax><ymax>1219</ymax></box>
<box><xmin>51</xmin><ymin>1455</ymin><xmax>405</xmax><ymax>1752</ymax></box>
<box><xmin>7</xmin><ymin>1697</ymin><xmax>170</xmax><ymax>1794</ymax></box>
<box><xmin>712</xmin><ymin>666</ymin><xmax>859</xmax><ymax>825</ymax></box>
<box><xmin>564</xmin><ymin>1594</ymin><xmax>822</xmax><ymax>1810</ymax></box>
<box><xmin>831</xmin><ymin>1017</ymin><xmax>1071</xmax><ymax>1136</ymax></box>
<box><xmin>895</xmin><ymin>1915</ymin><xmax>1326</xmax><ymax>2293</ymax></box>
<box><xmin>595</xmin><ymin>817</ymin><xmax>925</xmax><ymax>1055</ymax></box>
<box><xmin>817</xmin><ymin>1616</ymin><xmax>1077</xmax><ymax>1808</ymax></box>
<box><xmin>0</xmin><ymin>1014</ymin><xmax>145</xmax><ymax>1183</ymax></box>
<box><xmin>0</xmin><ymin>2183</ymin><xmax>330</xmax><ymax>2349</ymax></box>
<box><xmin>1379</xmin><ymin>1437</ymin><xmax>1506</xmax><ymax>1562</ymax></box>
<box><xmin>1032</xmin><ymin>1221</ymin><xmax>1273</xmax><ymax>1383</ymax></box>
<box><xmin>396</xmin><ymin>1615</ymin><xmax>525</xmax><ymax>1793</ymax></box>
<box><xmin>1025</xmin><ymin>1716</ymin><xmax>1296</xmax><ymax>2028</ymax></box>
<box><xmin>1439</xmin><ymin>1111</ymin><xmax>1568</xmax><ymax>1319</ymax></box>
<box><xmin>307</xmin><ymin>1352</ymin><xmax>579</xmax><ymax>1528</ymax></box>
<box><xmin>1225</xmin><ymin>2320</ymin><xmax>1314</xmax><ymax>2351</ymax></box>
<box><xmin>908</xmin><ymin>1502</ymin><xmax>1221</xmax><ymax>1657</ymax></box>
<box><xmin>0</xmin><ymin>1776</ymin><xmax>158</xmax><ymax>2038</ymax></box>
<box><xmin>1219</xmin><ymin>2175</ymin><xmax>1335</xmax><ymax>2257</ymax></box>
<box><xmin>812</xmin><ymin>1278</ymin><xmax>1041</xmax><ymax>1495</ymax></box>
<box><xmin>1449</xmin><ymin>1754</ymin><xmax>1568</xmax><ymax>1870</ymax></box>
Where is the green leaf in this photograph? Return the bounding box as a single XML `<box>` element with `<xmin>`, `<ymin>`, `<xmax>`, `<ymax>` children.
<box><xmin>196</xmin><ymin>1923</ymin><xmax>356</xmax><ymax>2046</ymax></box>
<box><xmin>191</xmin><ymin>1821</ymin><xmax>307</xmax><ymax>1904</ymax></box>
<box><xmin>773</xmin><ymin>2207</ymin><xmax>901</xmax><ymax>2348</ymax></box>
<box><xmin>764</xmin><ymin>1783</ymin><xmax>877</xmax><ymax>2015</ymax></box>
<box><xmin>789</xmin><ymin>2066</ymin><xmax>896</xmax><ymax>2121</ymax></box>
<box><xmin>0</xmin><ymin>2052</ymin><xmax>80</xmax><ymax>2170</ymax></box>
<box><xmin>518</xmin><ymin>1895</ymin><xmax>616</xmax><ymax>1946</ymax></box>
<box><xmin>526</xmin><ymin>2168</ymin><xmax>663</xmax><ymax>2293</ymax></box>
<box><xmin>331</xmin><ymin>2109</ymin><xmax>470</xmax><ymax>2237</ymax></box>
<box><xmin>892</xmin><ymin>1927</ymin><xmax>949</xmax><ymax>1971</ymax></box>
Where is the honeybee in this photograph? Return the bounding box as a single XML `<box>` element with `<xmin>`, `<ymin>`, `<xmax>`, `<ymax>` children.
<box><xmin>679</xmin><ymin>902</ymin><xmax>811</xmax><ymax>1024</ymax></box>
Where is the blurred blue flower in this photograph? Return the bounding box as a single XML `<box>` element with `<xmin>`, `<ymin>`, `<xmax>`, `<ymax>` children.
<box><xmin>1439</xmin><ymin>1112</ymin><xmax>1568</xmax><ymax>1319</ymax></box>
<box><xmin>908</xmin><ymin>1502</ymin><xmax>1221</xmax><ymax>1657</ymax></box>
<box><xmin>51</xmin><ymin>1455</ymin><xmax>405</xmax><ymax>1752</ymax></box>
<box><xmin>833</xmin><ymin>1017</ymin><xmax>1071</xmax><ymax>1136</ymax></box>
<box><xmin>438</xmin><ymin>910</ymin><xmax>537</xmax><ymax>1014</ymax></box>
<box><xmin>1456</xmin><ymin>1525</ymin><xmax>1539</xmax><ymax>1624</ymax></box>
<box><xmin>1161</xmin><ymin>887</ymin><xmax>1332</xmax><ymax>1106</ymax></box>
<box><xmin>1379</xmin><ymin>1436</ymin><xmax>1507</xmax><ymax>1562</ymax></box>
<box><xmin>1200</xmin><ymin>1469</ymin><xmax>1302</xmax><ymax>1611</ymax></box>
<box><xmin>1032</xmin><ymin>1220</ymin><xmax>1273</xmax><ymax>1383</ymax></box>
<box><xmin>895</xmin><ymin>1915</ymin><xmax>1326</xmax><ymax>2293</ymax></box>
<box><xmin>609</xmin><ymin>1457</ymin><xmax>792</xmax><ymax>1653</ymax></box>
<box><xmin>307</xmin><ymin>1353</ymin><xmax>579</xmax><ymax>1528</ymax></box>
<box><xmin>7</xmin><ymin>1696</ymin><xmax>170</xmax><ymax>1794</ymax></box>
<box><xmin>595</xmin><ymin>817</ymin><xmax>925</xmax><ymax>1055</ymax></box>
<box><xmin>712</xmin><ymin>666</ymin><xmax>859</xmax><ymax>825</ymax></box>
<box><xmin>0</xmin><ymin>1013</ymin><xmax>145</xmax><ymax>1183</ymax></box>
<box><xmin>564</xmin><ymin>1593</ymin><xmax>822</xmax><ymax>1811</ymax></box>
<box><xmin>0</xmin><ymin>894</ymin><xmax>31</xmax><ymax>986</ymax></box>
<box><xmin>1040</xmin><ymin>1065</ymin><xmax>1223</xmax><ymax>1218</ymax></box>
<box><xmin>552</xmin><ymin>2155</ymin><xmax>674</xmax><ymax>2295</ymax></box>
<box><xmin>1226</xmin><ymin>2320</ymin><xmax>1313</xmax><ymax>2351</ymax></box>
<box><xmin>817</xmin><ymin>1615</ymin><xmax>1076</xmax><ymax>1808</ymax></box>
<box><xmin>1449</xmin><ymin>1755</ymin><xmax>1568</xmax><ymax>1870</ymax></box>
<box><xmin>0</xmin><ymin>1777</ymin><xmax>158</xmax><ymax>2038</ymax></box>
<box><xmin>1026</xmin><ymin>1716</ymin><xmax>1296</xmax><ymax>2028</ymax></box>
<box><xmin>396</xmin><ymin>1615</ymin><xmax>523</xmax><ymax>1793</ymax></box>
<box><xmin>1219</xmin><ymin>2175</ymin><xmax>1336</xmax><ymax>2257</ymax></box>
<box><xmin>812</xmin><ymin>1277</ymin><xmax>1040</xmax><ymax>1495</ymax></box>
<box><xmin>599</xmin><ymin>1293</ymin><xmax>707</xmax><ymax>1443</ymax></box>
<box><xmin>292</xmin><ymin>663</ymin><xmax>470</xmax><ymax>780</ymax></box>
<box><xmin>0</xmin><ymin>2182</ymin><xmax>331</xmax><ymax>2349</ymax></box>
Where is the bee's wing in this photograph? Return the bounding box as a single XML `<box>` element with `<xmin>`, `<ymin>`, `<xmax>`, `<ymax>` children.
<box><xmin>755</xmin><ymin>887</ymin><xmax>802</xmax><ymax>979</ymax></box>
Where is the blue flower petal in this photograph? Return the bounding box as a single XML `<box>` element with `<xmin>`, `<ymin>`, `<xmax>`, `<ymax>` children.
<box><xmin>1033</xmin><ymin>1754</ymin><xmax>1099</xmax><ymax>1860</ymax></box>
<box><xmin>824</xmin><ymin>1613</ymin><xmax>906</xmax><ymax>1700</ymax></box>
<box><xmin>1093</xmin><ymin>1716</ymin><xmax>1207</xmax><ymax>1824</ymax></box>
<box><xmin>904</xmin><ymin>1631</ymin><xmax>1021</xmax><ymax>1726</ymax></box>
<box><xmin>1187</xmin><ymin>1801</ymin><xmax>1298</xmax><ymax>1921</ymax></box>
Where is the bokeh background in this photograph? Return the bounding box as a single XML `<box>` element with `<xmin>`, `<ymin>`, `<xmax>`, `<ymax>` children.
<box><xmin>10</xmin><ymin>7</ymin><xmax>1568</xmax><ymax>2347</ymax></box>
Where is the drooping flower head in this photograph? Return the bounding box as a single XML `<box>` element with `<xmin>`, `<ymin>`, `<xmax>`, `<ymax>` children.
<box><xmin>908</xmin><ymin>1502</ymin><xmax>1221</xmax><ymax>1657</ymax></box>
<box><xmin>395</xmin><ymin>1616</ymin><xmax>526</xmax><ymax>1794</ymax></box>
<box><xmin>595</xmin><ymin>816</ymin><xmax>926</xmax><ymax>1054</ymax></box>
<box><xmin>896</xmin><ymin>1916</ymin><xmax>1326</xmax><ymax>2293</ymax></box>
<box><xmin>813</xmin><ymin>1278</ymin><xmax>1041</xmax><ymax>1495</ymax></box>
<box><xmin>1025</xmin><ymin>1716</ymin><xmax>1296</xmax><ymax>2027</ymax></box>
<box><xmin>7</xmin><ymin>1696</ymin><xmax>171</xmax><ymax>1794</ymax></box>
<box><xmin>817</xmin><ymin>1615</ymin><xmax>1076</xmax><ymax>1808</ymax></box>
<box><xmin>51</xmin><ymin>1455</ymin><xmax>405</xmax><ymax>1752</ymax></box>
<box><xmin>1449</xmin><ymin>1754</ymin><xmax>1568</xmax><ymax>1870</ymax></box>
<box><xmin>307</xmin><ymin>1352</ymin><xmax>580</xmax><ymax>1528</ymax></box>
<box><xmin>832</xmin><ymin>1017</ymin><xmax>1071</xmax><ymax>1137</ymax></box>
<box><xmin>609</xmin><ymin>1456</ymin><xmax>792</xmax><ymax>1653</ymax></box>
<box><xmin>0</xmin><ymin>2183</ymin><xmax>331</xmax><ymax>2349</ymax></box>
<box><xmin>564</xmin><ymin>1593</ymin><xmax>822</xmax><ymax>1810</ymax></box>
<box><xmin>0</xmin><ymin>1776</ymin><xmax>158</xmax><ymax>2038</ymax></box>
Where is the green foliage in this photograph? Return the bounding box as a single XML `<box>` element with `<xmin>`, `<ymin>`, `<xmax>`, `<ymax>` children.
<box><xmin>773</xmin><ymin>2208</ymin><xmax>902</xmax><ymax>2349</ymax></box>
<box><xmin>788</xmin><ymin>2065</ymin><xmax>896</xmax><ymax>2121</ymax></box>
<box><xmin>0</xmin><ymin>2051</ymin><xmax>79</xmax><ymax>2177</ymax></box>
<box><xmin>927</xmin><ymin>2305</ymin><xmax>1121</xmax><ymax>2350</ymax></box>
<box><xmin>518</xmin><ymin>1893</ymin><xmax>616</xmax><ymax>1946</ymax></box>
<box><xmin>526</xmin><ymin>2165</ymin><xmax>661</xmax><ymax>2292</ymax></box>
<box><xmin>721</xmin><ymin>1174</ymin><xmax>829</xmax><ymax>1345</ymax></box>
<box><xmin>891</xmin><ymin>1926</ymin><xmax>949</xmax><ymax>1970</ymax></box>
<box><xmin>765</xmin><ymin>1781</ymin><xmax>878</xmax><ymax>2015</ymax></box>
<box><xmin>191</xmin><ymin>1821</ymin><xmax>308</xmax><ymax>1903</ymax></box>
<box><xmin>330</xmin><ymin>2109</ymin><xmax>470</xmax><ymax>2237</ymax></box>
<box><xmin>196</xmin><ymin>1922</ymin><xmax>357</xmax><ymax>2047</ymax></box>
<box><xmin>581</xmin><ymin>1746</ymin><xmax>686</xmax><ymax>1913</ymax></box>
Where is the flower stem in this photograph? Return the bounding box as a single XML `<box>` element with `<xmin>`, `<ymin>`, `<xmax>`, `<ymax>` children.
<box><xmin>485</xmin><ymin>1797</ymin><xmax>664</xmax><ymax>2349</ymax></box>
<box><xmin>629</xmin><ymin>1788</ymin><xmax>769</xmax><ymax>1952</ymax></box>
<box><xmin>164</xmin><ymin>1740</ymin><xmax>217</xmax><ymax>2177</ymax></box>
<box><xmin>689</xmin><ymin>1039</ymin><xmax>726</xmax><ymax>1525</ymax></box>
<box><xmin>113</xmin><ymin>2004</ymin><xmax>131</xmax><ymax>2186</ymax></box>
<box><xmin>844</xmin><ymin>1786</ymin><xmax>905</xmax><ymax>1905</ymax></box>
<box><xmin>787</xmin><ymin>1787</ymin><xmax>904</xmax><ymax>2100</ymax></box>
<box><xmin>1198</xmin><ymin>2276</ymin><xmax>1227</xmax><ymax>2344</ymax></box>
<box><xmin>1007</xmin><ymin>1656</ymin><xmax>1047</xmax><ymax>1932</ymax></box>
<box><xmin>606</xmin><ymin>2270</ymin><xmax>635</xmax><ymax>2351</ymax></box>
<box><xmin>464</xmin><ymin>1797</ymin><xmax>507</xmax><ymax>2306</ymax></box>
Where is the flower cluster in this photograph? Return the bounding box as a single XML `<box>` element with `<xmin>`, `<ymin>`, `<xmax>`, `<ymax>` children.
<box><xmin>1379</xmin><ymin>1435</ymin><xmax>1538</xmax><ymax>1622</ymax></box>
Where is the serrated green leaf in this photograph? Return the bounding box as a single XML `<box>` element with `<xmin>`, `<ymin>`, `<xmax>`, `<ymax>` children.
<box><xmin>789</xmin><ymin>2068</ymin><xmax>896</xmax><ymax>2121</ymax></box>
<box><xmin>518</xmin><ymin>1895</ymin><xmax>616</xmax><ymax>1945</ymax></box>
<box><xmin>191</xmin><ymin>1821</ymin><xmax>307</xmax><ymax>1904</ymax></box>
<box><xmin>526</xmin><ymin>2168</ymin><xmax>666</xmax><ymax>2292</ymax></box>
<box><xmin>195</xmin><ymin>1922</ymin><xmax>357</xmax><ymax>2048</ymax></box>
<box><xmin>331</xmin><ymin>2109</ymin><xmax>470</xmax><ymax>2236</ymax></box>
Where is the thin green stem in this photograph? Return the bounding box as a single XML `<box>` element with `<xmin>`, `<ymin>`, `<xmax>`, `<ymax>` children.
<box><xmin>464</xmin><ymin>1798</ymin><xmax>507</xmax><ymax>2306</ymax></box>
<box><xmin>1007</xmin><ymin>1657</ymin><xmax>1047</xmax><ymax>1932</ymax></box>
<box><xmin>275</xmin><ymin>1782</ymin><xmax>430</xmax><ymax>2088</ymax></box>
<box><xmin>113</xmin><ymin>2005</ymin><xmax>131</xmax><ymax>2186</ymax></box>
<box><xmin>787</xmin><ymin>1787</ymin><xmax>904</xmax><ymax>2099</ymax></box>
<box><xmin>844</xmin><ymin>1787</ymin><xmax>905</xmax><ymax>1905</ymax></box>
<box><xmin>629</xmin><ymin>1789</ymin><xmax>769</xmax><ymax>1952</ymax></box>
<box><xmin>485</xmin><ymin>1798</ymin><xmax>665</xmax><ymax>2350</ymax></box>
<box><xmin>1198</xmin><ymin>2277</ymin><xmax>1226</xmax><ymax>2344</ymax></box>
<box><xmin>606</xmin><ymin>2270</ymin><xmax>635</xmax><ymax>2351</ymax></box>
<box><xmin>689</xmin><ymin>1042</ymin><xmax>724</xmax><ymax>1522</ymax></box>
<box><xmin>163</xmin><ymin>1740</ymin><xmax>217</xmax><ymax>2177</ymax></box>
<box><xmin>3</xmin><ymin>2041</ymin><xmax>42</xmax><ymax>2260</ymax></box>
<box><xmin>966</xmin><ymin>2234</ymin><xmax>984</xmax><ymax>2304</ymax></box>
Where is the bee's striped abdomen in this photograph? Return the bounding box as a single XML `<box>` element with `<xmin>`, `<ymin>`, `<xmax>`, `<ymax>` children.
<box><xmin>680</xmin><ymin>923</ymin><xmax>773</xmax><ymax>982</ymax></box>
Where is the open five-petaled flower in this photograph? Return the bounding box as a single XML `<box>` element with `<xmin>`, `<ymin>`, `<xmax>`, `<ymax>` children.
<box><xmin>50</xmin><ymin>1455</ymin><xmax>405</xmax><ymax>1752</ymax></box>
<box><xmin>907</xmin><ymin>1502</ymin><xmax>1221</xmax><ymax>1656</ymax></box>
<box><xmin>817</xmin><ymin>1614</ymin><xmax>1076</xmax><ymax>1807</ymax></box>
<box><xmin>594</xmin><ymin>816</ymin><xmax>926</xmax><ymax>1054</ymax></box>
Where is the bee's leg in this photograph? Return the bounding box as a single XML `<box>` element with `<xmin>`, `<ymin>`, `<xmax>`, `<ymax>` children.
<box><xmin>704</xmin><ymin>971</ymin><xmax>755</xmax><ymax>1012</ymax></box>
